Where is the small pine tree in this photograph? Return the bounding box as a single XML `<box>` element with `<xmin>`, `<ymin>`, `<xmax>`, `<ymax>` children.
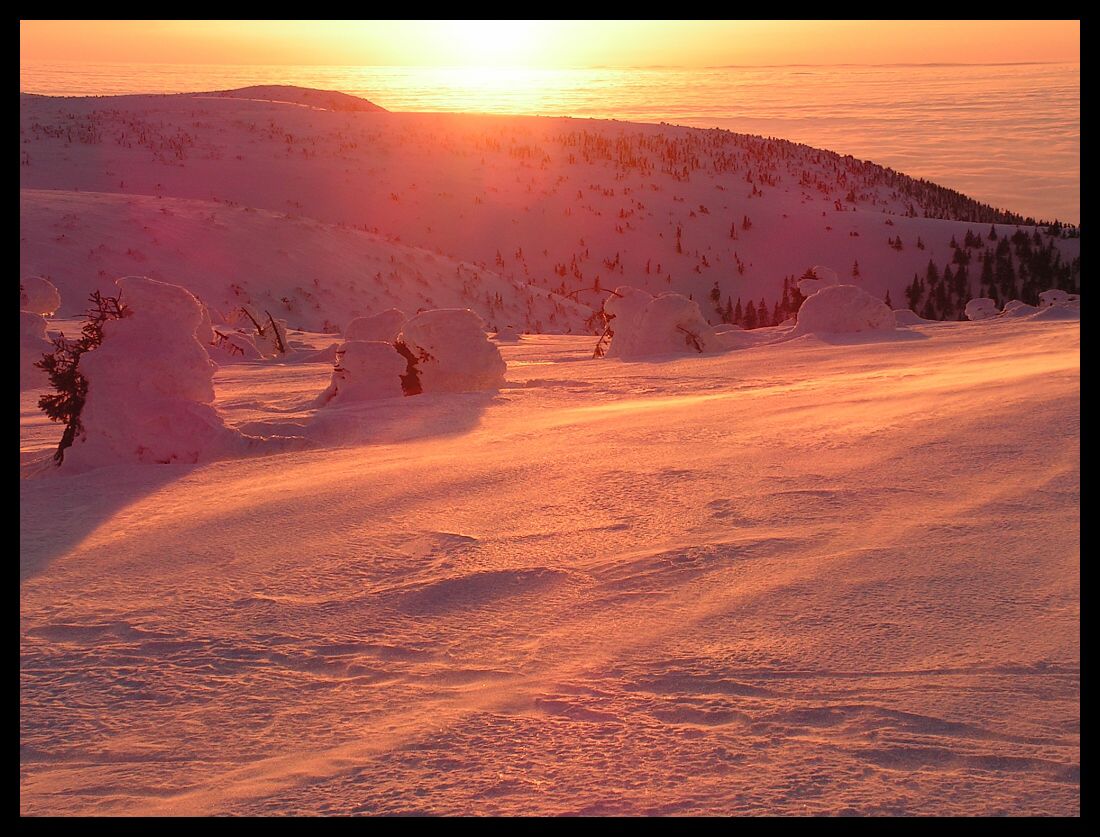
<box><xmin>852</xmin><ymin>259</ymin><xmax>860</xmax><ymax>278</ymax></box>
<box><xmin>743</xmin><ymin>300</ymin><xmax>757</xmax><ymax>329</ymax></box>
<box><xmin>757</xmin><ymin>298</ymin><xmax>769</xmax><ymax>327</ymax></box>
<box><xmin>733</xmin><ymin>298</ymin><xmax>743</xmax><ymax>325</ymax></box>
<box><xmin>884</xmin><ymin>289</ymin><xmax>893</xmax><ymax>309</ymax></box>
<box><xmin>36</xmin><ymin>290</ymin><xmax>130</xmax><ymax>463</ymax></box>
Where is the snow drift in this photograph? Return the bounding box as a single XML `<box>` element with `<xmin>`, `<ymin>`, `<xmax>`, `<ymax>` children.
<box><xmin>398</xmin><ymin>309</ymin><xmax>506</xmax><ymax>393</ymax></box>
<box><xmin>314</xmin><ymin>341</ymin><xmax>406</xmax><ymax>406</ymax></box>
<box><xmin>791</xmin><ymin>284</ymin><xmax>896</xmax><ymax>336</ymax></box>
<box><xmin>62</xmin><ymin>277</ymin><xmax>254</xmax><ymax>469</ymax></box>
<box><xmin>20</xmin><ymin>276</ymin><xmax>61</xmax><ymax>316</ymax></box>
<box><xmin>606</xmin><ymin>287</ymin><xmax>721</xmax><ymax>359</ymax></box>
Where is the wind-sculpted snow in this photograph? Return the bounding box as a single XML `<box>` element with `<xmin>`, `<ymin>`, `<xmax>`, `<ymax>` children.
<box><xmin>965</xmin><ymin>298</ymin><xmax>999</xmax><ymax>321</ymax></box>
<box><xmin>21</xmin><ymin>317</ymin><xmax>1079</xmax><ymax>815</ymax></box>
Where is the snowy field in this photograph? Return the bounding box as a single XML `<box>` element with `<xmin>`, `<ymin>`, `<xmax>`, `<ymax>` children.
<box><xmin>20</xmin><ymin>87</ymin><xmax>1078</xmax><ymax>816</ymax></box>
<box><xmin>21</xmin><ymin>316</ymin><xmax>1079</xmax><ymax>815</ymax></box>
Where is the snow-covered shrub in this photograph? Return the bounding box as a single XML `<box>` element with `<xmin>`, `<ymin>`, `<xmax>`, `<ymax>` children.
<box><xmin>345</xmin><ymin>309</ymin><xmax>407</xmax><ymax>343</ymax></box>
<box><xmin>791</xmin><ymin>284</ymin><xmax>895</xmax><ymax>335</ymax></box>
<box><xmin>605</xmin><ymin>287</ymin><xmax>720</xmax><ymax>359</ymax></box>
<box><xmin>397</xmin><ymin>309</ymin><xmax>506</xmax><ymax>393</ymax></box>
<box><xmin>314</xmin><ymin>341</ymin><xmax>406</xmax><ymax>406</ymax></box>
<box><xmin>964</xmin><ymin>298</ymin><xmax>999</xmax><ymax>321</ymax></box>
<box><xmin>20</xmin><ymin>276</ymin><xmax>61</xmax><ymax>316</ymax></box>
<box><xmin>59</xmin><ymin>277</ymin><xmax>248</xmax><ymax>469</ymax></box>
<box><xmin>798</xmin><ymin>265</ymin><xmax>840</xmax><ymax>298</ymax></box>
<box><xmin>21</xmin><ymin>311</ymin><xmax>53</xmax><ymax>390</ymax></box>
<box><xmin>1000</xmin><ymin>300</ymin><xmax>1039</xmax><ymax>318</ymax></box>
<box><xmin>1038</xmin><ymin>289</ymin><xmax>1080</xmax><ymax>309</ymax></box>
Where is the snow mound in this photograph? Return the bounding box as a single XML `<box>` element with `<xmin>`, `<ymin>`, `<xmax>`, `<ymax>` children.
<box><xmin>21</xmin><ymin>310</ymin><xmax>53</xmax><ymax>390</ymax></box>
<box><xmin>606</xmin><ymin>287</ymin><xmax>721</xmax><ymax>359</ymax></box>
<box><xmin>314</xmin><ymin>341</ymin><xmax>406</xmax><ymax>406</ymax></box>
<box><xmin>798</xmin><ymin>265</ymin><xmax>840</xmax><ymax>298</ymax></box>
<box><xmin>965</xmin><ymin>298</ymin><xmax>999</xmax><ymax>321</ymax></box>
<box><xmin>20</xmin><ymin>276</ymin><xmax>61</xmax><ymax>316</ymax></box>
<box><xmin>492</xmin><ymin>325</ymin><xmax>522</xmax><ymax>342</ymax></box>
<box><xmin>63</xmin><ymin>277</ymin><xmax>252</xmax><ymax>469</ymax></box>
<box><xmin>791</xmin><ymin>284</ymin><xmax>896</xmax><ymax>335</ymax></box>
<box><xmin>999</xmin><ymin>300</ymin><xmax>1039</xmax><ymax>318</ymax></box>
<box><xmin>399</xmin><ymin>309</ymin><xmax>506</xmax><ymax>393</ymax></box>
<box><xmin>893</xmin><ymin>308</ymin><xmax>934</xmax><ymax>326</ymax></box>
<box><xmin>345</xmin><ymin>309</ymin><xmax>407</xmax><ymax>343</ymax></box>
<box><xmin>1038</xmin><ymin>289</ymin><xmax>1080</xmax><ymax>309</ymax></box>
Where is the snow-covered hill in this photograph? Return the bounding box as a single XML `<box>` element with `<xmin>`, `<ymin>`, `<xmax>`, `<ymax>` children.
<box><xmin>19</xmin><ymin>88</ymin><xmax>1080</xmax><ymax>331</ymax></box>
<box><xmin>20</xmin><ymin>189</ymin><xmax>590</xmax><ymax>334</ymax></box>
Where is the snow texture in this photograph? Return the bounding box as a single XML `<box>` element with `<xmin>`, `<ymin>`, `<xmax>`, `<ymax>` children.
<box><xmin>606</xmin><ymin>287</ymin><xmax>721</xmax><ymax>359</ymax></box>
<box><xmin>792</xmin><ymin>284</ymin><xmax>897</xmax><ymax>335</ymax></box>
<box><xmin>62</xmin><ymin>277</ymin><xmax>249</xmax><ymax>470</ymax></box>
<box><xmin>398</xmin><ymin>309</ymin><xmax>506</xmax><ymax>393</ymax></box>
<box><xmin>345</xmin><ymin>309</ymin><xmax>407</xmax><ymax>343</ymax></box>
<box><xmin>314</xmin><ymin>340</ymin><xmax>406</xmax><ymax>406</ymax></box>
<box><xmin>20</xmin><ymin>276</ymin><xmax>61</xmax><ymax>316</ymax></box>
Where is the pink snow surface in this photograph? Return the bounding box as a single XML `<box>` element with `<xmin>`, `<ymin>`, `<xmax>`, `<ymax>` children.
<box><xmin>19</xmin><ymin>89</ymin><xmax>1079</xmax><ymax>816</ymax></box>
<box><xmin>20</xmin><ymin>317</ymin><xmax>1079</xmax><ymax>816</ymax></box>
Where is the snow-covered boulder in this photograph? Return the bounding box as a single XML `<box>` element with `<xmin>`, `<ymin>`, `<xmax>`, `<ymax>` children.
<box><xmin>62</xmin><ymin>277</ymin><xmax>249</xmax><ymax>469</ymax></box>
<box><xmin>21</xmin><ymin>310</ymin><xmax>53</xmax><ymax>390</ymax></box>
<box><xmin>398</xmin><ymin>309</ymin><xmax>506</xmax><ymax>393</ymax></box>
<box><xmin>791</xmin><ymin>284</ymin><xmax>895</xmax><ymax>335</ymax></box>
<box><xmin>20</xmin><ymin>276</ymin><xmax>61</xmax><ymax>316</ymax></box>
<box><xmin>606</xmin><ymin>287</ymin><xmax>721</xmax><ymax>359</ymax></box>
<box><xmin>345</xmin><ymin>308</ymin><xmax>407</xmax><ymax>343</ymax></box>
<box><xmin>964</xmin><ymin>298</ymin><xmax>999</xmax><ymax>321</ymax></box>
<box><xmin>798</xmin><ymin>265</ymin><xmax>840</xmax><ymax>298</ymax></box>
<box><xmin>314</xmin><ymin>341</ymin><xmax>406</xmax><ymax>406</ymax></box>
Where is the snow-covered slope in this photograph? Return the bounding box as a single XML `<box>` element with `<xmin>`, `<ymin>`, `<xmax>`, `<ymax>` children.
<box><xmin>20</xmin><ymin>317</ymin><xmax>1079</xmax><ymax>815</ymax></box>
<box><xmin>20</xmin><ymin>190</ymin><xmax>590</xmax><ymax>333</ymax></box>
<box><xmin>19</xmin><ymin>89</ymin><xmax>1080</xmax><ymax>331</ymax></box>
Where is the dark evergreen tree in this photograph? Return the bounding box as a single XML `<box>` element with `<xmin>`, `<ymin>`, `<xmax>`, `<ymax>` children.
<box><xmin>757</xmin><ymin>298</ymin><xmax>769</xmax><ymax>327</ymax></box>
<box><xmin>743</xmin><ymin>299</ymin><xmax>757</xmax><ymax>329</ymax></box>
<box><xmin>36</xmin><ymin>290</ymin><xmax>130</xmax><ymax>463</ymax></box>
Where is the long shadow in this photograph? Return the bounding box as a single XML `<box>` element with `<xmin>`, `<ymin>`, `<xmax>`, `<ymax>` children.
<box><xmin>21</xmin><ymin>392</ymin><xmax>496</xmax><ymax>583</ymax></box>
<box><xmin>237</xmin><ymin>390</ymin><xmax>497</xmax><ymax>448</ymax></box>
<box><xmin>20</xmin><ymin>462</ymin><xmax>192</xmax><ymax>583</ymax></box>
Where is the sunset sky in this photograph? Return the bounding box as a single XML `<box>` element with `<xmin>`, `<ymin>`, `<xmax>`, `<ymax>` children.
<box><xmin>20</xmin><ymin>20</ymin><xmax>1081</xmax><ymax>68</ymax></box>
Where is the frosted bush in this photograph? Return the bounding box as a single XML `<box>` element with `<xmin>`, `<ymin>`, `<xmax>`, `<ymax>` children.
<box><xmin>791</xmin><ymin>284</ymin><xmax>895</xmax><ymax>335</ymax></box>
<box><xmin>20</xmin><ymin>276</ymin><xmax>61</xmax><ymax>316</ymax></box>
<box><xmin>606</xmin><ymin>287</ymin><xmax>720</xmax><ymax>359</ymax></box>
<box><xmin>314</xmin><ymin>341</ymin><xmax>406</xmax><ymax>406</ymax></box>
<box><xmin>964</xmin><ymin>298</ymin><xmax>999</xmax><ymax>321</ymax></box>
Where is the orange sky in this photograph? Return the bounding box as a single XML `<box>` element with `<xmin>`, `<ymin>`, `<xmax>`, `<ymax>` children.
<box><xmin>20</xmin><ymin>20</ymin><xmax>1080</xmax><ymax>68</ymax></box>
